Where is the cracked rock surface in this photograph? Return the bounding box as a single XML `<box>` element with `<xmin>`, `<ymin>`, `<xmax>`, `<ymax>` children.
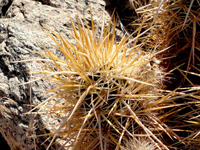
<box><xmin>0</xmin><ymin>0</ymin><xmax>109</xmax><ymax>149</ymax></box>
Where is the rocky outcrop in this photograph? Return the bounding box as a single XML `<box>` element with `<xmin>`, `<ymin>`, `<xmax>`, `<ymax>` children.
<box><xmin>0</xmin><ymin>0</ymin><xmax>108</xmax><ymax>149</ymax></box>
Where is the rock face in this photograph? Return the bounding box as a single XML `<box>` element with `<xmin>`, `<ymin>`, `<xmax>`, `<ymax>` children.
<box><xmin>0</xmin><ymin>0</ymin><xmax>108</xmax><ymax>149</ymax></box>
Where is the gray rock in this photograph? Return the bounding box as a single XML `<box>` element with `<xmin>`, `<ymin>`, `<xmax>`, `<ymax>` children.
<box><xmin>0</xmin><ymin>0</ymin><xmax>14</xmax><ymax>17</ymax></box>
<box><xmin>0</xmin><ymin>0</ymin><xmax>110</xmax><ymax>149</ymax></box>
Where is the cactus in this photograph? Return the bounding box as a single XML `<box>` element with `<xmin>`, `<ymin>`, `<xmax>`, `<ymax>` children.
<box><xmin>30</xmin><ymin>7</ymin><xmax>186</xmax><ymax>149</ymax></box>
<box><xmin>30</xmin><ymin>0</ymin><xmax>200</xmax><ymax>149</ymax></box>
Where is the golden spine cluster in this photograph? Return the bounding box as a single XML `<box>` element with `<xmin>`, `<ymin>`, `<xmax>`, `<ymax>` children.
<box><xmin>32</xmin><ymin>1</ymin><xmax>200</xmax><ymax>149</ymax></box>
